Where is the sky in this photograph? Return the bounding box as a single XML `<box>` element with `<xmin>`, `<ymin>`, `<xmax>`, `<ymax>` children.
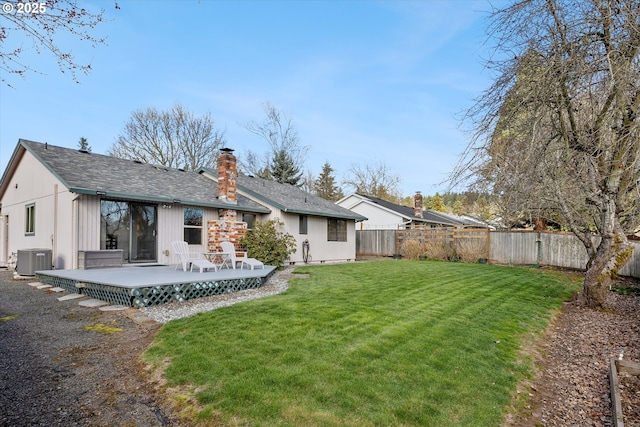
<box><xmin>0</xmin><ymin>0</ymin><xmax>497</xmax><ymax>197</ymax></box>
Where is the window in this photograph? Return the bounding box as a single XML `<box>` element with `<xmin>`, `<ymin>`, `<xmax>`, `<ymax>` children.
<box><xmin>299</xmin><ymin>215</ymin><xmax>308</xmax><ymax>235</ymax></box>
<box><xmin>184</xmin><ymin>208</ymin><xmax>203</xmax><ymax>245</ymax></box>
<box><xmin>242</xmin><ymin>213</ymin><xmax>256</xmax><ymax>230</ymax></box>
<box><xmin>25</xmin><ymin>204</ymin><xmax>35</xmax><ymax>235</ymax></box>
<box><xmin>327</xmin><ymin>218</ymin><xmax>347</xmax><ymax>242</ymax></box>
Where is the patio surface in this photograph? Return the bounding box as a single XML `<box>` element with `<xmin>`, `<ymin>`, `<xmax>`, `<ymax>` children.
<box><xmin>35</xmin><ymin>264</ymin><xmax>277</xmax><ymax>308</ymax></box>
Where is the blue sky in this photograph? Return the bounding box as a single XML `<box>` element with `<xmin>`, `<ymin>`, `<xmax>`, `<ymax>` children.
<box><xmin>0</xmin><ymin>0</ymin><xmax>495</xmax><ymax>197</ymax></box>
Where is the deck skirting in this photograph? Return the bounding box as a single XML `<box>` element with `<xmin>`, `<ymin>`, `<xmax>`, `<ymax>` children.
<box><xmin>36</xmin><ymin>269</ymin><xmax>274</xmax><ymax>308</ymax></box>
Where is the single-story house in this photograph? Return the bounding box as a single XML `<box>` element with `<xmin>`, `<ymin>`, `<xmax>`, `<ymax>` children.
<box><xmin>336</xmin><ymin>192</ymin><xmax>488</xmax><ymax>230</ymax></box>
<box><xmin>199</xmin><ymin>166</ymin><xmax>367</xmax><ymax>265</ymax></box>
<box><xmin>0</xmin><ymin>139</ymin><xmax>366</xmax><ymax>270</ymax></box>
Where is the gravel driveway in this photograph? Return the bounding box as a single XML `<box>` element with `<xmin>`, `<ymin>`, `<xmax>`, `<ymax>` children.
<box><xmin>0</xmin><ymin>270</ymin><xmax>170</xmax><ymax>427</ymax></box>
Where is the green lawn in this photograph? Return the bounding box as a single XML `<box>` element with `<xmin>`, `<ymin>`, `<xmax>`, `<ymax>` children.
<box><xmin>143</xmin><ymin>260</ymin><xmax>580</xmax><ymax>426</ymax></box>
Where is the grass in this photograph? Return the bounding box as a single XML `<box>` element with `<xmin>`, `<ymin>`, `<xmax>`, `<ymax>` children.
<box><xmin>84</xmin><ymin>321</ymin><xmax>123</xmax><ymax>334</ymax></box>
<box><xmin>611</xmin><ymin>285</ymin><xmax>640</xmax><ymax>296</ymax></box>
<box><xmin>143</xmin><ymin>260</ymin><xmax>580</xmax><ymax>426</ymax></box>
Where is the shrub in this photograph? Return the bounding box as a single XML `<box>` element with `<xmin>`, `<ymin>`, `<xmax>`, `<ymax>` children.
<box><xmin>239</xmin><ymin>219</ymin><xmax>297</xmax><ymax>268</ymax></box>
<box><xmin>400</xmin><ymin>239</ymin><xmax>424</xmax><ymax>260</ymax></box>
<box><xmin>423</xmin><ymin>240</ymin><xmax>455</xmax><ymax>261</ymax></box>
<box><xmin>455</xmin><ymin>238</ymin><xmax>486</xmax><ymax>263</ymax></box>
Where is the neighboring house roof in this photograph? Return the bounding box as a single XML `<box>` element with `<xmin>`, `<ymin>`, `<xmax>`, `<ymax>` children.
<box><xmin>0</xmin><ymin>139</ymin><xmax>270</xmax><ymax>213</ymax></box>
<box><xmin>343</xmin><ymin>194</ymin><xmax>487</xmax><ymax>227</ymax></box>
<box><xmin>200</xmin><ymin>168</ymin><xmax>367</xmax><ymax>221</ymax></box>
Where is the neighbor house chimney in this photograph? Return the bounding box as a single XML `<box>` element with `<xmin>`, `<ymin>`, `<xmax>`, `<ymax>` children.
<box><xmin>414</xmin><ymin>191</ymin><xmax>423</xmax><ymax>218</ymax></box>
<box><xmin>217</xmin><ymin>148</ymin><xmax>237</xmax><ymax>205</ymax></box>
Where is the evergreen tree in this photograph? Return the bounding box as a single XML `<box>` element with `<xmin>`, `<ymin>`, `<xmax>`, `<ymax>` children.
<box><xmin>315</xmin><ymin>162</ymin><xmax>344</xmax><ymax>201</ymax></box>
<box><xmin>270</xmin><ymin>149</ymin><xmax>302</xmax><ymax>186</ymax></box>
<box><xmin>452</xmin><ymin>199</ymin><xmax>464</xmax><ymax>215</ymax></box>
<box><xmin>431</xmin><ymin>193</ymin><xmax>446</xmax><ymax>212</ymax></box>
<box><xmin>78</xmin><ymin>137</ymin><xmax>91</xmax><ymax>152</ymax></box>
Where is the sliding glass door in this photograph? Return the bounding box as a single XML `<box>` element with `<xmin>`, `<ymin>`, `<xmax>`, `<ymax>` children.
<box><xmin>100</xmin><ymin>201</ymin><xmax>157</xmax><ymax>263</ymax></box>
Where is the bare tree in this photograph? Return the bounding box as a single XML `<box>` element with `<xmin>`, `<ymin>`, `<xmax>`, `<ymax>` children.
<box><xmin>452</xmin><ymin>0</ymin><xmax>640</xmax><ymax>308</ymax></box>
<box><xmin>1</xmin><ymin>0</ymin><xmax>108</xmax><ymax>86</ymax></box>
<box><xmin>241</xmin><ymin>102</ymin><xmax>308</xmax><ymax>186</ymax></box>
<box><xmin>110</xmin><ymin>103</ymin><xmax>226</xmax><ymax>171</ymax></box>
<box><xmin>343</xmin><ymin>161</ymin><xmax>402</xmax><ymax>203</ymax></box>
<box><xmin>300</xmin><ymin>169</ymin><xmax>316</xmax><ymax>195</ymax></box>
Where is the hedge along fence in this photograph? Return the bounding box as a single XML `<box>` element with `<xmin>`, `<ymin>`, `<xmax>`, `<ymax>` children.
<box><xmin>399</xmin><ymin>227</ymin><xmax>490</xmax><ymax>262</ymax></box>
<box><xmin>356</xmin><ymin>229</ymin><xmax>640</xmax><ymax>279</ymax></box>
<box><xmin>356</xmin><ymin>227</ymin><xmax>490</xmax><ymax>262</ymax></box>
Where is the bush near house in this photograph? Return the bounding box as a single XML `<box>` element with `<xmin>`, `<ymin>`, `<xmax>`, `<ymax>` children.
<box><xmin>239</xmin><ymin>219</ymin><xmax>296</xmax><ymax>267</ymax></box>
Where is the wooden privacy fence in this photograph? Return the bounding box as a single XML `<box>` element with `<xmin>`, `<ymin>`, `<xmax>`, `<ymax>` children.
<box><xmin>489</xmin><ymin>231</ymin><xmax>640</xmax><ymax>278</ymax></box>
<box><xmin>397</xmin><ymin>227</ymin><xmax>490</xmax><ymax>262</ymax></box>
<box><xmin>356</xmin><ymin>227</ymin><xmax>490</xmax><ymax>261</ymax></box>
<box><xmin>356</xmin><ymin>229</ymin><xmax>640</xmax><ymax>279</ymax></box>
<box><xmin>356</xmin><ymin>229</ymin><xmax>397</xmax><ymax>257</ymax></box>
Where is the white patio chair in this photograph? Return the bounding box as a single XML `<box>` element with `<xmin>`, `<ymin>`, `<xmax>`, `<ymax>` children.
<box><xmin>172</xmin><ymin>240</ymin><xmax>211</xmax><ymax>272</ymax></box>
<box><xmin>220</xmin><ymin>241</ymin><xmax>264</xmax><ymax>270</ymax></box>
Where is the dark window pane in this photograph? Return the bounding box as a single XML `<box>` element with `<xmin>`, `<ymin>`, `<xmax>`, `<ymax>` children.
<box><xmin>327</xmin><ymin>218</ymin><xmax>347</xmax><ymax>242</ymax></box>
<box><xmin>184</xmin><ymin>227</ymin><xmax>202</xmax><ymax>245</ymax></box>
<box><xmin>299</xmin><ymin>215</ymin><xmax>308</xmax><ymax>235</ymax></box>
<box><xmin>243</xmin><ymin>213</ymin><xmax>256</xmax><ymax>230</ymax></box>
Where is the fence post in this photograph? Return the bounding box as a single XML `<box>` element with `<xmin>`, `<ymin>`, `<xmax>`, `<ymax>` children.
<box><xmin>486</xmin><ymin>227</ymin><xmax>491</xmax><ymax>261</ymax></box>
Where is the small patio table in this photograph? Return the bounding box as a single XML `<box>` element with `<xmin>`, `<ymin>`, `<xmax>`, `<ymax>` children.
<box><xmin>204</xmin><ymin>252</ymin><xmax>231</xmax><ymax>270</ymax></box>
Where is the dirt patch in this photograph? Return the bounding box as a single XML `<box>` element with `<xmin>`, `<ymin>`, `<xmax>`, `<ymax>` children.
<box><xmin>504</xmin><ymin>276</ymin><xmax>640</xmax><ymax>427</ymax></box>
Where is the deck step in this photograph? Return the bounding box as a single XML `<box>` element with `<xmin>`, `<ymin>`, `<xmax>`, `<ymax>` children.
<box><xmin>78</xmin><ymin>298</ymin><xmax>109</xmax><ymax>308</ymax></box>
<box><xmin>57</xmin><ymin>293</ymin><xmax>85</xmax><ymax>301</ymax></box>
<box><xmin>99</xmin><ymin>305</ymin><xmax>129</xmax><ymax>312</ymax></box>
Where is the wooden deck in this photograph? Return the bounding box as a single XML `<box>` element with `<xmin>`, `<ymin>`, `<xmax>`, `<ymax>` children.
<box><xmin>35</xmin><ymin>264</ymin><xmax>277</xmax><ymax>308</ymax></box>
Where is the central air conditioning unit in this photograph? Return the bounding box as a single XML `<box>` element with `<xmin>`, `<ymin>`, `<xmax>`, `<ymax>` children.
<box><xmin>16</xmin><ymin>249</ymin><xmax>52</xmax><ymax>276</ymax></box>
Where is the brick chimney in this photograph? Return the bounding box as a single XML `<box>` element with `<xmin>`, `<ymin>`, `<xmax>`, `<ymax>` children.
<box><xmin>208</xmin><ymin>148</ymin><xmax>246</xmax><ymax>251</ymax></box>
<box><xmin>414</xmin><ymin>191</ymin><xmax>423</xmax><ymax>218</ymax></box>
<box><xmin>217</xmin><ymin>148</ymin><xmax>237</xmax><ymax>204</ymax></box>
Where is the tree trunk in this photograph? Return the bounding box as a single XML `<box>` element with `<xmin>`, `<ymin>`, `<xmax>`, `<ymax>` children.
<box><xmin>580</xmin><ymin>232</ymin><xmax>632</xmax><ymax>308</ymax></box>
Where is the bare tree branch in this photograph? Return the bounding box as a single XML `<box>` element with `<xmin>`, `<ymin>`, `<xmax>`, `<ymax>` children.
<box><xmin>1</xmin><ymin>0</ymin><xmax>109</xmax><ymax>86</ymax></box>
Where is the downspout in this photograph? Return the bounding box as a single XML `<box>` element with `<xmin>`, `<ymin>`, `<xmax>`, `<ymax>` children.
<box><xmin>52</xmin><ymin>184</ymin><xmax>58</xmax><ymax>268</ymax></box>
<box><xmin>72</xmin><ymin>194</ymin><xmax>80</xmax><ymax>269</ymax></box>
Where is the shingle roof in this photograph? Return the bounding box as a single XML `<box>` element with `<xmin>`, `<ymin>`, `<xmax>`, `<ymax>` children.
<box><xmin>356</xmin><ymin>194</ymin><xmax>486</xmax><ymax>227</ymax></box>
<box><xmin>3</xmin><ymin>139</ymin><xmax>269</xmax><ymax>212</ymax></box>
<box><xmin>200</xmin><ymin>167</ymin><xmax>367</xmax><ymax>221</ymax></box>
